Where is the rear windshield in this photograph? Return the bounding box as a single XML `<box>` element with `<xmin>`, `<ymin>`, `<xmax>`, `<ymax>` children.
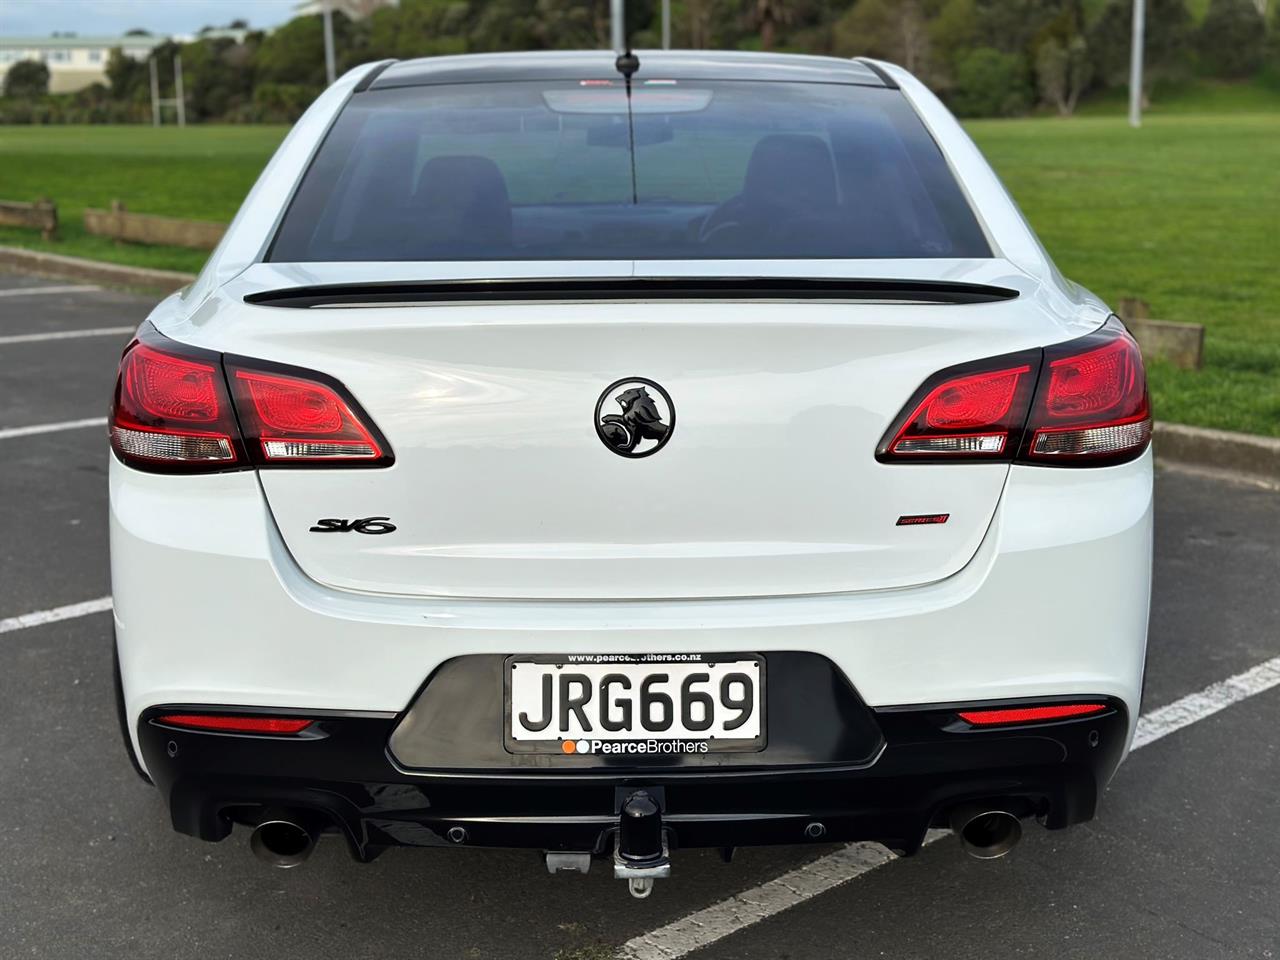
<box><xmin>269</xmin><ymin>79</ymin><xmax>991</xmax><ymax>262</ymax></box>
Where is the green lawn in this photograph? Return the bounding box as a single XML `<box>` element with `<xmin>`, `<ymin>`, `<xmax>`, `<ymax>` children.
<box><xmin>968</xmin><ymin>111</ymin><xmax>1280</xmax><ymax>437</ymax></box>
<box><xmin>0</xmin><ymin>125</ymin><xmax>287</xmax><ymax>274</ymax></box>
<box><xmin>0</xmin><ymin>112</ymin><xmax>1276</xmax><ymax>436</ymax></box>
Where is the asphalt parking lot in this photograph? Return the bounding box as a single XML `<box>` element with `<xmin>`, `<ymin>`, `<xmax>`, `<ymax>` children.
<box><xmin>1</xmin><ymin>267</ymin><xmax>1277</xmax><ymax>960</ymax></box>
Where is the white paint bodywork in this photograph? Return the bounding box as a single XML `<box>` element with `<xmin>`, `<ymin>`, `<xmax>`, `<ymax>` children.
<box><xmin>112</xmin><ymin>55</ymin><xmax>1152</xmax><ymax>775</ymax></box>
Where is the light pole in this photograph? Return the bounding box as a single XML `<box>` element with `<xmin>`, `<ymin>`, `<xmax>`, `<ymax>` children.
<box><xmin>662</xmin><ymin>0</ymin><xmax>671</xmax><ymax>49</ymax></box>
<box><xmin>323</xmin><ymin>1</ymin><xmax>336</xmax><ymax>86</ymax></box>
<box><xmin>1128</xmin><ymin>0</ymin><xmax>1145</xmax><ymax>129</ymax></box>
<box><xmin>149</xmin><ymin>57</ymin><xmax>160</xmax><ymax>127</ymax></box>
<box><xmin>174</xmin><ymin>53</ymin><xmax>186</xmax><ymax>127</ymax></box>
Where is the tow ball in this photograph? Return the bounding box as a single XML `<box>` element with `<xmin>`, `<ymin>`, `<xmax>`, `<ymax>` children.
<box><xmin>613</xmin><ymin>790</ymin><xmax>671</xmax><ymax>899</ymax></box>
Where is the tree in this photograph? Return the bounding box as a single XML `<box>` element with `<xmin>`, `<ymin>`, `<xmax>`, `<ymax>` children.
<box><xmin>106</xmin><ymin>48</ymin><xmax>147</xmax><ymax>100</ymax></box>
<box><xmin>179</xmin><ymin>35</ymin><xmax>260</xmax><ymax>122</ymax></box>
<box><xmin>952</xmin><ymin>47</ymin><xmax>1031</xmax><ymax>116</ymax></box>
<box><xmin>254</xmin><ymin>12</ymin><xmax>358</xmax><ymax>88</ymax></box>
<box><xmin>832</xmin><ymin>0</ymin><xmax>930</xmax><ymax>73</ymax></box>
<box><xmin>3</xmin><ymin>60</ymin><xmax>50</xmax><ymax>99</ymax></box>
<box><xmin>972</xmin><ymin>0</ymin><xmax>1082</xmax><ymax>56</ymax></box>
<box><xmin>1089</xmin><ymin>0</ymin><xmax>1193</xmax><ymax>99</ymax></box>
<box><xmin>1036</xmin><ymin>34</ymin><xmax>1092</xmax><ymax>113</ymax></box>
<box><xmin>929</xmin><ymin>0</ymin><xmax>981</xmax><ymax>86</ymax></box>
<box><xmin>361</xmin><ymin>0</ymin><xmax>471</xmax><ymax>60</ymax></box>
<box><xmin>529</xmin><ymin>0</ymin><xmax>611</xmax><ymax>49</ymax></box>
<box><xmin>682</xmin><ymin>0</ymin><xmax>751</xmax><ymax>49</ymax></box>
<box><xmin>1197</xmin><ymin>0</ymin><xmax>1267</xmax><ymax>78</ymax></box>
<box><xmin>750</xmin><ymin>0</ymin><xmax>796</xmax><ymax>51</ymax></box>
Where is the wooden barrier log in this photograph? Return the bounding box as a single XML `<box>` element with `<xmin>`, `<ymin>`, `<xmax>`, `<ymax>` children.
<box><xmin>0</xmin><ymin>198</ymin><xmax>58</xmax><ymax>241</ymax></box>
<box><xmin>83</xmin><ymin>201</ymin><xmax>226</xmax><ymax>251</ymax></box>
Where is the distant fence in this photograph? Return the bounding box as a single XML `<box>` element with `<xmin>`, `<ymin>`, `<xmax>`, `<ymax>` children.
<box><xmin>83</xmin><ymin>201</ymin><xmax>225</xmax><ymax>251</ymax></box>
<box><xmin>0</xmin><ymin>199</ymin><xmax>58</xmax><ymax>241</ymax></box>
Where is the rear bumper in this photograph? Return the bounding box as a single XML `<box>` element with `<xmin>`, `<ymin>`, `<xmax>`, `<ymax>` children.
<box><xmin>111</xmin><ymin>449</ymin><xmax>1153</xmax><ymax>783</ymax></box>
<box><xmin>137</xmin><ymin>696</ymin><xmax>1129</xmax><ymax>859</ymax></box>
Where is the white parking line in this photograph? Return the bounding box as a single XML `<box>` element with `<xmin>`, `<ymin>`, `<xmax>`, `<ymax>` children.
<box><xmin>0</xmin><ymin>326</ymin><xmax>134</xmax><ymax>346</ymax></box>
<box><xmin>1132</xmin><ymin>655</ymin><xmax>1280</xmax><ymax>748</ymax></box>
<box><xmin>0</xmin><ymin>284</ymin><xmax>100</xmax><ymax>298</ymax></box>
<box><xmin>0</xmin><ymin>596</ymin><xmax>113</xmax><ymax>635</ymax></box>
<box><xmin>0</xmin><ymin>417</ymin><xmax>107</xmax><ymax>441</ymax></box>
<box><xmin>3</xmin><ymin>588</ymin><xmax>1277</xmax><ymax>955</ymax></box>
<box><xmin>617</xmin><ymin>654</ymin><xmax>1280</xmax><ymax>960</ymax></box>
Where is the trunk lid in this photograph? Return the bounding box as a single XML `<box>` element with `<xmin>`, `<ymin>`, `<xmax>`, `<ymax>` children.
<box><xmin>182</xmin><ymin>260</ymin><xmax>1090</xmax><ymax>600</ymax></box>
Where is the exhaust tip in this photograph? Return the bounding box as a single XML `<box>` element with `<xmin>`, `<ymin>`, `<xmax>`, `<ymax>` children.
<box><xmin>250</xmin><ymin>815</ymin><xmax>316</xmax><ymax>868</ymax></box>
<box><xmin>950</xmin><ymin>805</ymin><xmax>1022</xmax><ymax>860</ymax></box>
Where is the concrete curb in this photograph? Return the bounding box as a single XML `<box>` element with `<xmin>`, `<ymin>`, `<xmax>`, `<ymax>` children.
<box><xmin>0</xmin><ymin>245</ymin><xmax>195</xmax><ymax>294</ymax></box>
<box><xmin>1154</xmin><ymin>421</ymin><xmax>1280</xmax><ymax>486</ymax></box>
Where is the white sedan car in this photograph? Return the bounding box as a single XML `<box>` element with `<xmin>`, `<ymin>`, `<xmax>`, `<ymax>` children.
<box><xmin>110</xmin><ymin>50</ymin><xmax>1152</xmax><ymax>895</ymax></box>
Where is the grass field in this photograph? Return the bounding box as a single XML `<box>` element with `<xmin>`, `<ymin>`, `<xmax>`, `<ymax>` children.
<box><xmin>0</xmin><ymin>107</ymin><xmax>1277</xmax><ymax>436</ymax></box>
<box><xmin>0</xmin><ymin>125</ymin><xmax>288</xmax><ymax>273</ymax></box>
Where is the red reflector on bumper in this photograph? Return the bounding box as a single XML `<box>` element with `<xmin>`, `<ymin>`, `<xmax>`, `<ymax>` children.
<box><xmin>957</xmin><ymin>704</ymin><xmax>1106</xmax><ymax>726</ymax></box>
<box><xmin>156</xmin><ymin>714</ymin><xmax>313</xmax><ymax>734</ymax></box>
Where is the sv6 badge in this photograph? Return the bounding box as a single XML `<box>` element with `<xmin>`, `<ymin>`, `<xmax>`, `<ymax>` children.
<box><xmin>309</xmin><ymin>517</ymin><xmax>397</xmax><ymax>535</ymax></box>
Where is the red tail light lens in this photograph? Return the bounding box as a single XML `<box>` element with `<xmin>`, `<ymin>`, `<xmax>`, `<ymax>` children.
<box><xmin>155</xmin><ymin>714</ymin><xmax>313</xmax><ymax>734</ymax></box>
<box><xmin>110</xmin><ymin>326</ymin><xmax>393</xmax><ymax>473</ymax></box>
<box><xmin>957</xmin><ymin>703</ymin><xmax>1107</xmax><ymax>726</ymax></box>
<box><xmin>230</xmin><ymin>368</ymin><xmax>386</xmax><ymax>463</ymax></box>
<box><xmin>877</xmin><ymin>353</ymin><xmax>1038</xmax><ymax>461</ymax></box>
<box><xmin>110</xmin><ymin>341</ymin><xmax>241</xmax><ymax>470</ymax></box>
<box><xmin>878</xmin><ymin>317</ymin><xmax>1151</xmax><ymax>467</ymax></box>
<box><xmin>1022</xmin><ymin>319</ymin><xmax>1151</xmax><ymax>464</ymax></box>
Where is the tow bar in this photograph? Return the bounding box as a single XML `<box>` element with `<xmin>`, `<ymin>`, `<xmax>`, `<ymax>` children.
<box><xmin>614</xmin><ymin>790</ymin><xmax>671</xmax><ymax>898</ymax></box>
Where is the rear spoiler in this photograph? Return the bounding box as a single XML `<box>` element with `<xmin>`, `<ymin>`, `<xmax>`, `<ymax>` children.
<box><xmin>244</xmin><ymin>277</ymin><xmax>1020</xmax><ymax>309</ymax></box>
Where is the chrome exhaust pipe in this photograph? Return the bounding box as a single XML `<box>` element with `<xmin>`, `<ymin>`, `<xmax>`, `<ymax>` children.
<box><xmin>249</xmin><ymin>811</ymin><xmax>319</xmax><ymax>868</ymax></box>
<box><xmin>950</xmin><ymin>804</ymin><xmax>1022</xmax><ymax>860</ymax></box>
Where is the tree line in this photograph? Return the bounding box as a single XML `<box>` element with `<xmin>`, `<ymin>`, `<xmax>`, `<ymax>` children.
<box><xmin>2</xmin><ymin>0</ymin><xmax>1278</xmax><ymax>123</ymax></box>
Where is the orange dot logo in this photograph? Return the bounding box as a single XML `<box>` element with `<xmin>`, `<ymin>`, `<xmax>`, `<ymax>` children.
<box><xmin>561</xmin><ymin>740</ymin><xmax>576</xmax><ymax>754</ymax></box>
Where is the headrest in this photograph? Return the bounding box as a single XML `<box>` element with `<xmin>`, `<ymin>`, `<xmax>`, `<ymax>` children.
<box><xmin>414</xmin><ymin>155</ymin><xmax>512</xmax><ymax>249</ymax></box>
<box><xmin>741</xmin><ymin>133</ymin><xmax>839</xmax><ymax>214</ymax></box>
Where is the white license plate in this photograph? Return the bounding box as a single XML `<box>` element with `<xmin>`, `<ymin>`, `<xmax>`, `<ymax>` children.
<box><xmin>507</xmin><ymin>655</ymin><xmax>764</xmax><ymax>754</ymax></box>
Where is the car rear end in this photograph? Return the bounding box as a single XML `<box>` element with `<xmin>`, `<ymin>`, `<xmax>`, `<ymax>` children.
<box><xmin>109</xmin><ymin>51</ymin><xmax>1152</xmax><ymax>889</ymax></box>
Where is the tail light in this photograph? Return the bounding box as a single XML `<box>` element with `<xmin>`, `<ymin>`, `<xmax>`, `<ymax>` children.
<box><xmin>228</xmin><ymin>367</ymin><xmax>386</xmax><ymax>463</ymax></box>
<box><xmin>877</xmin><ymin>317</ymin><xmax>1150</xmax><ymax>468</ymax></box>
<box><xmin>110</xmin><ymin>341</ymin><xmax>242</xmax><ymax>470</ymax></box>
<box><xmin>1021</xmin><ymin>324</ymin><xmax>1151</xmax><ymax>462</ymax></box>
<box><xmin>877</xmin><ymin>357</ymin><xmax>1037</xmax><ymax>460</ymax></box>
<box><xmin>111</xmin><ymin>325</ymin><xmax>392</xmax><ymax>473</ymax></box>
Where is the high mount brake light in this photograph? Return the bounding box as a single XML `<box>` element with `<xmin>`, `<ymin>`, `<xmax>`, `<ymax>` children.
<box><xmin>155</xmin><ymin>714</ymin><xmax>314</xmax><ymax>734</ymax></box>
<box><xmin>110</xmin><ymin>327</ymin><xmax>392</xmax><ymax>473</ymax></box>
<box><xmin>877</xmin><ymin>317</ymin><xmax>1151</xmax><ymax>467</ymax></box>
<box><xmin>957</xmin><ymin>703</ymin><xmax>1107</xmax><ymax>726</ymax></box>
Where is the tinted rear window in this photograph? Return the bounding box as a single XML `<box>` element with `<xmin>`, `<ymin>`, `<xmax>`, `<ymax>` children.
<box><xmin>270</xmin><ymin>80</ymin><xmax>990</xmax><ymax>262</ymax></box>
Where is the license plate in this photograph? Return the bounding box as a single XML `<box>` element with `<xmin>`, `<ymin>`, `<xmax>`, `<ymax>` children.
<box><xmin>506</xmin><ymin>654</ymin><xmax>765</xmax><ymax>755</ymax></box>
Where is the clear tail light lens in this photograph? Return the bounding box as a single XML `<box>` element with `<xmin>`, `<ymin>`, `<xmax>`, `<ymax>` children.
<box><xmin>110</xmin><ymin>326</ymin><xmax>392</xmax><ymax>473</ymax></box>
<box><xmin>878</xmin><ymin>317</ymin><xmax>1151</xmax><ymax>468</ymax></box>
